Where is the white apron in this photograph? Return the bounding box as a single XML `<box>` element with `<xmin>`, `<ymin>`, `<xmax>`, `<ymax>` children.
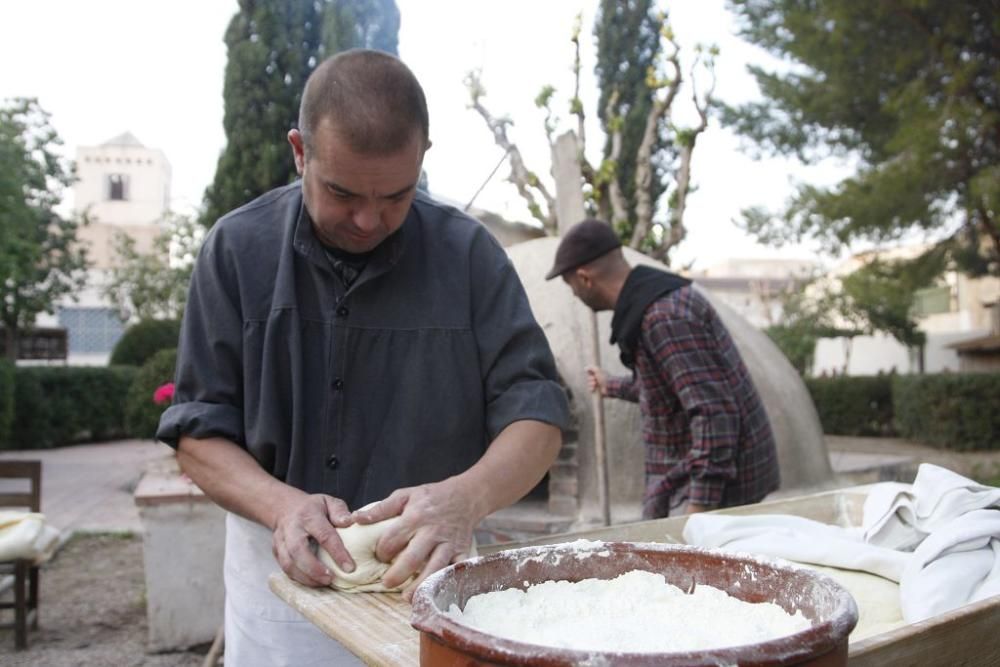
<box><xmin>224</xmin><ymin>512</ymin><xmax>364</xmax><ymax>666</ymax></box>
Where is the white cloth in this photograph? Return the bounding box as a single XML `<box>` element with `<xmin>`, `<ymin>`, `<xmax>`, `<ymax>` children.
<box><xmin>0</xmin><ymin>510</ymin><xmax>61</xmax><ymax>564</ymax></box>
<box><xmin>224</xmin><ymin>512</ymin><xmax>363</xmax><ymax>667</ymax></box>
<box><xmin>682</xmin><ymin>513</ymin><xmax>908</xmax><ymax>581</ymax></box>
<box><xmin>683</xmin><ymin>464</ymin><xmax>1000</xmax><ymax>624</ymax></box>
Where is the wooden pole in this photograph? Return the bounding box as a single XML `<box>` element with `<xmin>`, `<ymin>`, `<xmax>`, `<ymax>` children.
<box><xmin>589</xmin><ymin>311</ymin><xmax>611</xmax><ymax>527</ymax></box>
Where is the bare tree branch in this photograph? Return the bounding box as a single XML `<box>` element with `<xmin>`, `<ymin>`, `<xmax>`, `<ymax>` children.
<box><xmin>465</xmin><ymin>70</ymin><xmax>558</xmax><ymax>233</ymax></box>
<box><xmin>663</xmin><ymin>48</ymin><xmax>717</xmax><ymax>257</ymax></box>
<box><xmin>570</xmin><ymin>13</ymin><xmax>586</xmax><ymax>153</ymax></box>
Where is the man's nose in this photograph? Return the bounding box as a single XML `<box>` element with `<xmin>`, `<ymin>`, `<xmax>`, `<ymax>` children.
<box><xmin>352</xmin><ymin>201</ymin><xmax>380</xmax><ymax>231</ymax></box>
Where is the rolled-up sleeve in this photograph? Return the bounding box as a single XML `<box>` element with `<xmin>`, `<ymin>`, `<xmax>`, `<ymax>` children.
<box><xmin>156</xmin><ymin>229</ymin><xmax>246</xmax><ymax>448</ymax></box>
<box><xmin>644</xmin><ymin>313</ymin><xmax>740</xmax><ymax>508</ymax></box>
<box><xmin>470</xmin><ymin>236</ymin><xmax>570</xmax><ymax>441</ymax></box>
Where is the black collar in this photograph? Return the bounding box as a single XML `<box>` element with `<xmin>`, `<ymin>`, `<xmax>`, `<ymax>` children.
<box><xmin>610</xmin><ymin>265</ymin><xmax>691</xmax><ymax>368</ymax></box>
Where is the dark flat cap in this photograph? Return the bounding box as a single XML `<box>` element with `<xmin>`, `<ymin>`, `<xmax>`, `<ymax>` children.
<box><xmin>545</xmin><ymin>219</ymin><xmax>622</xmax><ymax>280</ymax></box>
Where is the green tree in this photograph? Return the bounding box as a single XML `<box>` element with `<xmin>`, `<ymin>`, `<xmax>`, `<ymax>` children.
<box><xmin>200</xmin><ymin>0</ymin><xmax>322</xmax><ymax>227</ymax></box>
<box><xmin>764</xmin><ymin>285</ymin><xmax>859</xmax><ymax>375</ymax></box>
<box><xmin>837</xmin><ymin>249</ymin><xmax>949</xmax><ymax>371</ymax></box>
<box><xmin>321</xmin><ymin>0</ymin><xmax>399</xmax><ymax>56</ymax></box>
<box><xmin>104</xmin><ymin>213</ymin><xmax>203</xmax><ymax>322</ymax></box>
<box><xmin>0</xmin><ymin>98</ymin><xmax>89</xmax><ymax>361</ymax></box>
<box><xmin>726</xmin><ymin>1</ymin><xmax>1000</xmax><ymax>277</ymax></box>
<box><xmin>201</xmin><ymin>0</ymin><xmax>401</xmax><ymax>228</ymax></box>
<box><xmin>594</xmin><ymin>0</ymin><xmax>668</xmax><ymax>235</ymax></box>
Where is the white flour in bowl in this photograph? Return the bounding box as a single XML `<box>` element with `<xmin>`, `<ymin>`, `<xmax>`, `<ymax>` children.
<box><xmin>446</xmin><ymin>570</ymin><xmax>810</xmax><ymax>653</ymax></box>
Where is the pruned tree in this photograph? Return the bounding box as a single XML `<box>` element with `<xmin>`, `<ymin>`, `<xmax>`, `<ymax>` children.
<box><xmin>0</xmin><ymin>98</ymin><xmax>89</xmax><ymax>360</ymax></box>
<box><xmin>466</xmin><ymin>6</ymin><xmax>715</xmax><ymax>263</ymax></box>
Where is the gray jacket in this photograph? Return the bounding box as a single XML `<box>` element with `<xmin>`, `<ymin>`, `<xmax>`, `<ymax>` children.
<box><xmin>157</xmin><ymin>183</ymin><xmax>569</xmax><ymax>509</ymax></box>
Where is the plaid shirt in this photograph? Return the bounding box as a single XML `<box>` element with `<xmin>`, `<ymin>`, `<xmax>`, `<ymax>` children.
<box><xmin>606</xmin><ymin>286</ymin><xmax>779</xmax><ymax>518</ymax></box>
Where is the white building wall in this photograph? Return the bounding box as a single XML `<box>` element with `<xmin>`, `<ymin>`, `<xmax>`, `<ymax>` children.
<box><xmin>74</xmin><ymin>134</ymin><xmax>171</xmax><ymax>227</ymax></box>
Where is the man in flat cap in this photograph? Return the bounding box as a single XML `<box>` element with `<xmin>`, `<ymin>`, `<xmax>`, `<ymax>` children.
<box><xmin>548</xmin><ymin>219</ymin><xmax>779</xmax><ymax>518</ymax></box>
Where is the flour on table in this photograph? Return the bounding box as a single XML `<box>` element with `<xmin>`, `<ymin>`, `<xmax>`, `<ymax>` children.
<box><xmin>446</xmin><ymin>570</ymin><xmax>811</xmax><ymax>652</ymax></box>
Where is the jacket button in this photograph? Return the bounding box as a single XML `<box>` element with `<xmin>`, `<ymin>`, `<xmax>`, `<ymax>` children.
<box><xmin>336</xmin><ymin>305</ymin><xmax>349</xmax><ymax>317</ymax></box>
<box><xmin>332</xmin><ymin>378</ymin><xmax>344</xmax><ymax>390</ymax></box>
<box><xmin>326</xmin><ymin>455</ymin><xmax>339</xmax><ymax>470</ymax></box>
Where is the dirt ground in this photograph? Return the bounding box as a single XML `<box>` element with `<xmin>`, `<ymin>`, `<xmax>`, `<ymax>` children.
<box><xmin>0</xmin><ymin>534</ymin><xmax>207</xmax><ymax>667</ymax></box>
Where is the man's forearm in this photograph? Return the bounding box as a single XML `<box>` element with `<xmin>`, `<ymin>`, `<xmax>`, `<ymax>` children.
<box><xmin>177</xmin><ymin>435</ymin><xmax>307</xmax><ymax>530</ymax></box>
<box><xmin>450</xmin><ymin>419</ymin><xmax>561</xmax><ymax>522</ymax></box>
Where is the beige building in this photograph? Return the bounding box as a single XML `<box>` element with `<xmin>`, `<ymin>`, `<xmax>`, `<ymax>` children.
<box><xmin>36</xmin><ymin>132</ymin><xmax>172</xmax><ymax>365</ymax></box>
<box><xmin>812</xmin><ymin>247</ymin><xmax>1000</xmax><ymax>375</ymax></box>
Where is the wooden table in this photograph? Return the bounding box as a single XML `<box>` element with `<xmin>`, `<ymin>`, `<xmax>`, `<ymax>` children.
<box><xmin>269</xmin><ymin>486</ymin><xmax>1000</xmax><ymax>666</ymax></box>
<box><xmin>268</xmin><ymin>574</ymin><xmax>419</xmax><ymax>666</ymax></box>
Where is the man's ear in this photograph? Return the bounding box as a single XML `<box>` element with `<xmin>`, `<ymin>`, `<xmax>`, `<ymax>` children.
<box><xmin>575</xmin><ymin>266</ymin><xmax>594</xmax><ymax>289</ymax></box>
<box><xmin>288</xmin><ymin>129</ymin><xmax>306</xmax><ymax>175</ymax></box>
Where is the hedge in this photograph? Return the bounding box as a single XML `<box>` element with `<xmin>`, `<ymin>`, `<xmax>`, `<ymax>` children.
<box><xmin>4</xmin><ymin>365</ymin><xmax>137</xmax><ymax>450</ymax></box>
<box><xmin>109</xmin><ymin>319</ymin><xmax>181</xmax><ymax>367</ymax></box>
<box><xmin>0</xmin><ymin>359</ymin><xmax>13</xmax><ymax>445</ymax></box>
<box><xmin>893</xmin><ymin>373</ymin><xmax>1000</xmax><ymax>451</ymax></box>
<box><xmin>125</xmin><ymin>348</ymin><xmax>178</xmax><ymax>440</ymax></box>
<box><xmin>804</xmin><ymin>374</ymin><xmax>896</xmax><ymax>437</ymax></box>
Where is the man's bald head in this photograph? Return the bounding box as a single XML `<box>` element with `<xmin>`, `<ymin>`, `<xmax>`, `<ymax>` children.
<box><xmin>298</xmin><ymin>49</ymin><xmax>429</xmax><ymax>157</ymax></box>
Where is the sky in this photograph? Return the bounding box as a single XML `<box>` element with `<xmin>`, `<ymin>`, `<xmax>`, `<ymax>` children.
<box><xmin>0</xmin><ymin>0</ymin><xmax>853</xmax><ymax>271</ymax></box>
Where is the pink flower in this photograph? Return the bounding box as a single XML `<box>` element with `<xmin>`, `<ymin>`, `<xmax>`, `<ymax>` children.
<box><xmin>153</xmin><ymin>382</ymin><xmax>175</xmax><ymax>405</ymax></box>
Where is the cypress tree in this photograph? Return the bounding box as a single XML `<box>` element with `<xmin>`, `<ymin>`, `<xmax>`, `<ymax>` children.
<box><xmin>201</xmin><ymin>0</ymin><xmax>401</xmax><ymax>228</ymax></box>
<box><xmin>594</xmin><ymin>0</ymin><xmax>671</xmax><ymax>238</ymax></box>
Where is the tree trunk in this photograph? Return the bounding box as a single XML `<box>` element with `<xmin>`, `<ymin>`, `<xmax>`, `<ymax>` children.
<box><xmin>3</xmin><ymin>326</ymin><xmax>17</xmax><ymax>362</ymax></box>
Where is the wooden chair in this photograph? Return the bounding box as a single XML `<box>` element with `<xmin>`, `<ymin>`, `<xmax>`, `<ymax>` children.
<box><xmin>0</xmin><ymin>460</ymin><xmax>42</xmax><ymax>650</ymax></box>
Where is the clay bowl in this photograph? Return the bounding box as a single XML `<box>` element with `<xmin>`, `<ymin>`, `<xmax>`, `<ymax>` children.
<box><xmin>411</xmin><ymin>541</ymin><xmax>858</xmax><ymax>667</ymax></box>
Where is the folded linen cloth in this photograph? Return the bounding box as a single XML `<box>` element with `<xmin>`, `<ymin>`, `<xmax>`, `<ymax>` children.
<box><xmin>899</xmin><ymin>509</ymin><xmax>1000</xmax><ymax>622</ymax></box>
<box><xmin>0</xmin><ymin>510</ymin><xmax>61</xmax><ymax>564</ymax></box>
<box><xmin>863</xmin><ymin>464</ymin><xmax>1000</xmax><ymax>551</ymax></box>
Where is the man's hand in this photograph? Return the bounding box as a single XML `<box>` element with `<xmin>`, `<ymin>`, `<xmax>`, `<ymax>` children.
<box><xmin>352</xmin><ymin>479</ymin><xmax>480</xmax><ymax>602</ymax></box>
<box><xmin>585</xmin><ymin>366</ymin><xmax>608</xmax><ymax>396</ymax></box>
<box><xmin>271</xmin><ymin>493</ymin><xmax>356</xmax><ymax>587</ymax></box>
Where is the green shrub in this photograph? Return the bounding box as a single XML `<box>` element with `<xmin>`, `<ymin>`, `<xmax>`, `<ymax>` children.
<box><xmin>6</xmin><ymin>366</ymin><xmax>137</xmax><ymax>450</ymax></box>
<box><xmin>109</xmin><ymin>319</ymin><xmax>181</xmax><ymax>367</ymax></box>
<box><xmin>0</xmin><ymin>359</ymin><xmax>13</xmax><ymax>446</ymax></box>
<box><xmin>805</xmin><ymin>375</ymin><xmax>896</xmax><ymax>436</ymax></box>
<box><xmin>893</xmin><ymin>373</ymin><xmax>1000</xmax><ymax>451</ymax></box>
<box><xmin>125</xmin><ymin>348</ymin><xmax>178</xmax><ymax>439</ymax></box>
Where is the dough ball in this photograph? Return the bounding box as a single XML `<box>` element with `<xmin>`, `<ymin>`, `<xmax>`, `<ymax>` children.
<box><xmin>319</xmin><ymin>516</ymin><xmax>408</xmax><ymax>593</ymax></box>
